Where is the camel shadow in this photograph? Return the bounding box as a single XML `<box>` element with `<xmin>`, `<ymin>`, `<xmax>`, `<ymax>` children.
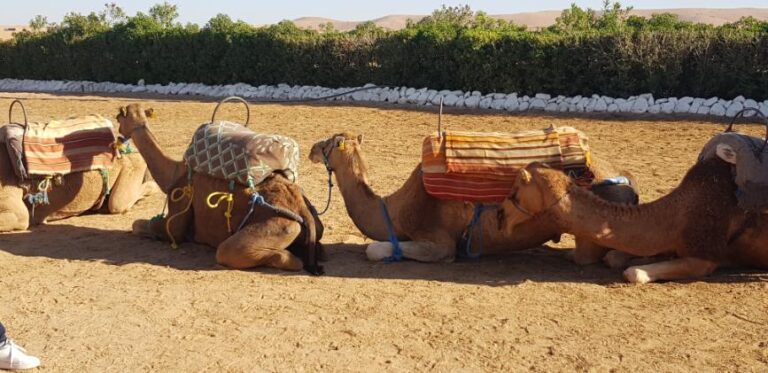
<box><xmin>0</xmin><ymin>227</ymin><xmax>764</xmax><ymax>285</ymax></box>
<box><xmin>0</xmin><ymin>224</ymin><xmax>218</xmax><ymax>270</ymax></box>
<box><xmin>311</xmin><ymin>243</ymin><xmax>768</xmax><ymax>286</ymax></box>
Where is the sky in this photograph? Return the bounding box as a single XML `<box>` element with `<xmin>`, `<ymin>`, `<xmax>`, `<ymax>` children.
<box><xmin>1</xmin><ymin>0</ymin><xmax>766</xmax><ymax>25</ymax></box>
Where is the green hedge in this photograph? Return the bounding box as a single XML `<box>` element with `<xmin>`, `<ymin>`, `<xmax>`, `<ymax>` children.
<box><xmin>1</xmin><ymin>27</ymin><xmax>767</xmax><ymax>100</ymax></box>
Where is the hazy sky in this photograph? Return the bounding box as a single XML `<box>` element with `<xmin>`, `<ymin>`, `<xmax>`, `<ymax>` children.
<box><xmin>1</xmin><ymin>0</ymin><xmax>766</xmax><ymax>25</ymax></box>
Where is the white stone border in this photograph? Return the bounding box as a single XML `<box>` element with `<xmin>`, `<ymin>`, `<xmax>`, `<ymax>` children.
<box><xmin>1</xmin><ymin>78</ymin><xmax>767</xmax><ymax>118</ymax></box>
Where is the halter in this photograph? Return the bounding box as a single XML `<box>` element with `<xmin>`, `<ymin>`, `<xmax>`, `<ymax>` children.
<box><xmin>316</xmin><ymin>138</ymin><xmax>346</xmax><ymax>216</ymax></box>
<box><xmin>509</xmin><ymin>188</ymin><xmax>571</xmax><ymax>220</ymax></box>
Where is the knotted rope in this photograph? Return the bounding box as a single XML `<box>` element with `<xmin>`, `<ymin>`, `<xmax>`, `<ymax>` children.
<box><xmin>166</xmin><ymin>185</ymin><xmax>194</xmax><ymax>249</ymax></box>
<box><xmin>206</xmin><ymin>191</ymin><xmax>234</xmax><ymax>234</ymax></box>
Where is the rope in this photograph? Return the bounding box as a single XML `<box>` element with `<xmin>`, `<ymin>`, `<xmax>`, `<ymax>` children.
<box><xmin>379</xmin><ymin>198</ymin><xmax>403</xmax><ymax>262</ymax></box>
<box><xmin>165</xmin><ymin>185</ymin><xmax>194</xmax><ymax>249</ymax></box>
<box><xmin>24</xmin><ymin>177</ymin><xmax>52</xmax><ymax>219</ymax></box>
<box><xmin>316</xmin><ymin>145</ymin><xmax>335</xmax><ymax>216</ymax></box>
<box><xmin>206</xmin><ymin>191</ymin><xmax>234</xmax><ymax>234</ymax></box>
<box><xmin>459</xmin><ymin>204</ymin><xmax>487</xmax><ymax>259</ymax></box>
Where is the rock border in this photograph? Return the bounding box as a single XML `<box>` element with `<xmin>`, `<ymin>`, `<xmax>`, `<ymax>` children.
<box><xmin>1</xmin><ymin>79</ymin><xmax>767</xmax><ymax>118</ymax></box>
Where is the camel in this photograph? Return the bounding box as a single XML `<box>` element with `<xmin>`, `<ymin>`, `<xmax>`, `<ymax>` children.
<box><xmin>0</xmin><ymin>108</ymin><xmax>157</xmax><ymax>232</ymax></box>
<box><xmin>115</xmin><ymin>104</ymin><xmax>323</xmax><ymax>274</ymax></box>
<box><xmin>308</xmin><ymin>133</ymin><xmax>638</xmax><ymax>263</ymax></box>
<box><xmin>498</xmin><ymin>157</ymin><xmax>768</xmax><ymax>284</ymax></box>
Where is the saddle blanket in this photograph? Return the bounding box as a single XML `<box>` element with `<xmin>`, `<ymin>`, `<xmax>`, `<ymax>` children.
<box><xmin>183</xmin><ymin>121</ymin><xmax>300</xmax><ymax>186</ymax></box>
<box><xmin>699</xmin><ymin>132</ymin><xmax>768</xmax><ymax>212</ymax></box>
<box><xmin>422</xmin><ymin>126</ymin><xmax>592</xmax><ymax>203</ymax></box>
<box><xmin>18</xmin><ymin>115</ymin><xmax>116</xmax><ymax>176</ymax></box>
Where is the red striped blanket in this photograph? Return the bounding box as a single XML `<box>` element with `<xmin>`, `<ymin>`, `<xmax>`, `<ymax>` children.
<box><xmin>422</xmin><ymin>127</ymin><xmax>592</xmax><ymax>203</ymax></box>
<box><xmin>22</xmin><ymin>115</ymin><xmax>117</xmax><ymax>176</ymax></box>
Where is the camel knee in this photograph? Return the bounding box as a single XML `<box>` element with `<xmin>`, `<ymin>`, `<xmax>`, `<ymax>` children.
<box><xmin>604</xmin><ymin>250</ymin><xmax>634</xmax><ymax>269</ymax></box>
<box><xmin>366</xmin><ymin>241</ymin><xmax>393</xmax><ymax>261</ymax></box>
<box><xmin>0</xmin><ymin>211</ymin><xmax>28</xmax><ymax>232</ymax></box>
<box><xmin>216</xmin><ymin>247</ymin><xmax>302</xmax><ymax>271</ymax></box>
<box><xmin>572</xmin><ymin>238</ymin><xmax>610</xmax><ymax>265</ymax></box>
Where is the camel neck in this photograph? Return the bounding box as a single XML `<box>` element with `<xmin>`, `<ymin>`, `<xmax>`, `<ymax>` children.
<box><xmin>332</xmin><ymin>152</ymin><xmax>405</xmax><ymax>241</ymax></box>
<box><xmin>556</xmin><ymin>186</ymin><xmax>677</xmax><ymax>257</ymax></box>
<box><xmin>129</xmin><ymin>125</ymin><xmax>187</xmax><ymax>193</ymax></box>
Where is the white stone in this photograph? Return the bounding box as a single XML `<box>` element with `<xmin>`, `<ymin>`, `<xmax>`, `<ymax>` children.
<box><xmin>493</xmin><ymin>93</ymin><xmax>506</xmax><ymax>100</ymax></box>
<box><xmin>604</xmin><ymin>96</ymin><xmax>614</xmax><ymax>104</ymax></box>
<box><xmin>703</xmin><ymin>97</ymin><xmax>718</xmax><ymax>107</ymax></box>
<box><xmin>529</xmin><ymin>98</ymin><xmax>546</xmax><ymax>110</ymax></box>
<box><xmin>479</xmin><ymin>97</ymin><xmax>493</xmax><ymax>109</ymax></box>
<box><xmin>696</xmin><ymin>106</ymin><xmax>710</xmax><ymax>115</ymax></box>
<box><xmin>491</xmin><ymin>98</ymin><xmax>506</xmax><ymax>110</ymax></box>
<box><xmin>689</xmin><ymin>98</ymin><xmax>703</xmax><ymax>114</ymax></box>
<box><xmin>656</xmin><ymin>98</ymin><xmax>668</xmax><ymax>104</ymax></box>
<box><xmin>617</xmin><ymin>99</ymin><xmax>632</xmax><ymax>113</ymax></box>
<box><xmin>744</xmin><ymin>99</ymin><xmax>758</xmax><ymax>109</ymax></box>
<box><xmin>733</xmin><ymin>95</ymin><xmax>745</xmax><ymax>102</ymax></box>
<box><xmin>631</xmin><ymin>99</ymin><xmax>649</xmax><ymax>113</ymax></box>
<box><xmin>648</xmin><ymin>104</ymin><xmax>661</xmax><ymax>114</ymax></box>
<box><xmin>709</xmin><ymin>103</ymin><xmax>726</xmax><ymax>116</ymax></box>
<box><xmin>504</xmin><ymin>96</ymin><xmax>520</xmax><ymax>111</ymax></box>
<box><xmin>607</xmin><ymin>103</ymin><xmax>619</xmax><ymax>113</ymax></box>
<box><xmin>726</xmin><ymin>101</ymin><xmax>744</xmax><ymax>117</ymax></box>
<box><xmin>443</xmin><ymin>94</ymin><xmax>459</xmax><ymax>106</ymax></box>
<box><xmin>455</xmin><ymin>97</ymin><xmax>465</xmax><ymax>108</ymax></box>
<box><xmin>535</xmin><ymin>93</ymin><xmax>551</xmax><ymax>100</ymax></box>
<box><xmin>674</xmin><ymin>102</ymin><xmax>691</xmax><ymax>113</ymax></box>
<box><xmin>594</xmin><ymin>99</ymin><xmax>608</xmax><ymax>112</ymax></box>
<box><xmin>471</xmin><ymin>91</ymin><xmax>482</xmax><ymax>96</ymax></box>
<box><xmin>557</xmin><ymin>102</ymin><xmax>570</xmax><ymax>112</ymax></box>
<box><xmin>661</xmin><ymin>102</ymin><xmax>675</xmax><ymax>114</ymax></box>
<box><xmin>679</xmin><ymin>96</ymin><xmax>694</xmax><ymax>105</ymax></box>
<box><xmin>518</xmin><ymin>101</ymin><xmax>530</xmax><ymax>111</ymax></box>
<box><xmin>545</xmin><ymin>102</ymin><xmax>559</xmax><ymax>112</ymax></box>
<box><xmin>464</xmin><ymin>96</ymin><xmax>481</xmax><ymax>108</ymax></box>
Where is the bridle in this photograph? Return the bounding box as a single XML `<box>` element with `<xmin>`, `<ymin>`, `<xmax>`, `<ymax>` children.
<box><xmin>509</xmin><ymin>187</ymin><xmax>571</xmax><ymax>219</ymax></box>
<box><xmin>316</xmin><ymin>139</ymin><xmax>341</xmax><ymax>216</ymax></box>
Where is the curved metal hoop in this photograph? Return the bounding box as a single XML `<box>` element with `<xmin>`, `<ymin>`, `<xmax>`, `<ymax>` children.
<box><xmin>211</xmin><ymin>96</ymin><xmax>251</xmax><ymax>127</ymax></box>
<box><xmin>726</xmin><ymin>108</ymin><xmax>768</xmax><ymax>155</ymax></box>
<box><xmin>436</xmin><ymin>96</ymin><xmax>444</xmax><ymax>140</ymax></box>
<box><xmin>8</xmin><ymin>99</ymin><xmax>28</xmax><ymax>128</ymax></box>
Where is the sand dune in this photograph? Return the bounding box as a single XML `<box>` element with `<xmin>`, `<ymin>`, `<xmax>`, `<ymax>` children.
<box><xmin>292</xmin><ymin>8</ymin><xmax>768</xmax><ymax>31</ymax></box>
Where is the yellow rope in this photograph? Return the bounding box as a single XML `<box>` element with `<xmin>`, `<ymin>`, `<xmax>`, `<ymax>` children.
<box><xmin>206</xmin><ymin>191</ymin><xmax>234</xmax><ymax>234</ymax></box>
<box><xmin>165</xmin><ymin>185</ymin><xmax>194</xmax><ymax>249</ymax></box>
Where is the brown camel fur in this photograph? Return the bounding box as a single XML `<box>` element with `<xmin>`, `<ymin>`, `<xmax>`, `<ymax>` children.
<box><xmin>0</xmin><ymin>121</ymin><xmax>157</xmax><ymax>232</ymax></box>
<box><xmin>308</xmin><ymin>133</ymin><xmax>638</xmax><ymax>263</ymax></box>
<box><xmin>116</xmin><ymin>104</ymin><xmax>323</xmax><ymax>274</ymax></box>
<box><xmin>499</xmin><ymin>158</ymin><xmax>768</xmax><ymax>284</ymax></box>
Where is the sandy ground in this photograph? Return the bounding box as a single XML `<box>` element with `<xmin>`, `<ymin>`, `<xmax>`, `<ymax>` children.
<box><xmin>0</xmin><ymin>92</ymin><xmax>766</xmax><ymax>372</ymax></box>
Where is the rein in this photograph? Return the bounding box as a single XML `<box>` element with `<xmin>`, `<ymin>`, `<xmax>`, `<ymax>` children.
<box><xmin>511</xmin><ymin>189</ymin><xmax>571</xmax><ymax>219</ymax></box>
<box><xmin>316</xmin><ymin>145</ymin><xmax>335</xmax><ymax>216</ymax></box>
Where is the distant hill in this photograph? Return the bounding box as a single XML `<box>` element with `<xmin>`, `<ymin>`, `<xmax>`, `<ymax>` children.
<box><xmin>0</xmin><ymin>25</ymin><xmax>31</xmax><ymax>40</ymax></box>
<box><xmin>292</xmin><ymin>8</ymin><xmax>768</xmax><ymax>31</ymax></box>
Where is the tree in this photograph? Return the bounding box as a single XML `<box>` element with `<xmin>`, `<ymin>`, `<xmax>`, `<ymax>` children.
<box><xmin>149</xmin><ymin>1</ymin><xmax>179</xmax><ymax>28</ymax></box>
<box><xmin>596</xmin><ymin>0</ymin><xmax>633</xmax><ymax>31</ymax></box>
<box><xmin>28</xmin><ymin>15</ymin><xmax>50</xmax><ymax>31</ymax></box>
<box><xmin>552</xmin><ymin>4</ymin><xmax>597</xmax><ymax>32</ymax></box>
<box><xmin>418</xmin><ymin>4</ymin><xmax>474</xmax><ymax>28</ymax></box>
<box><xmin>102</xmin><ymin>3</ymin><xmax>127</xmax><ymax>26</ymax></box>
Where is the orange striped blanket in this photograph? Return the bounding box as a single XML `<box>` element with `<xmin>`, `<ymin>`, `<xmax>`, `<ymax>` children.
<box><xmin>21</xmin><ymin>115</ymin><xmax>117</xmax><ymax>176</ymax></box>
<box><xmin>422</xmin><ymin>127</ymin><xmax>592</xmax><ymax>203</ymax></box>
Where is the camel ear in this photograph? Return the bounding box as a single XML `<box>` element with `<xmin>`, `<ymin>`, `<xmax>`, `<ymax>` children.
<box><xmin>519</xmin><ymin>169</ymin><xmax>532</xmax><ymax>184</ymax></box>
<box><xmin>144</xmin><ymin>108</ymin><xmax>156</xmax><ymax>119</ymax></box>
<box><xmin>715</xmin><ymin>143</ymin><xmax>737</xmax><ymax>164</ymax></box>
<box><xmin>357</xmin><ymin>134</ymin><xmax>364</xmax><ymax>145</ymax></box>
<box><xmin>118</xmin><ymin>106</ymin><xmax>126</xmax><ymax>118</ymax></box>
<box><xmin>333</xmin><ymin>136</ymin><xmax>346</xmax><ymax>150</ymax></box>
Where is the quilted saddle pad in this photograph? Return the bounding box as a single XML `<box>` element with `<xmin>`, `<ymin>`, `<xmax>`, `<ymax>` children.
<box><xmin>183</xmin><ymin>121</ymin><xmax>300</xmax><ymax>186</ymax></box>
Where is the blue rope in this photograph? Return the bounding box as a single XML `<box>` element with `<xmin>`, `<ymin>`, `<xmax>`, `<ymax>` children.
<box><xmin>460</xmin><ymin>204</ymin><xmax>485</xmax><ymax>259</ymax></box>
<box><xmin>592</xmin><ymin>176</ymin><xmax>631</xmax><ymax>187</ymax></box>
<box><xmin>379</xmin><ymin>198</ymin><xmax>403</xmax><ymax>262</ymax></box>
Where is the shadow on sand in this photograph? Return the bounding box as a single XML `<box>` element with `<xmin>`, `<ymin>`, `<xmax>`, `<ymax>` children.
<box><xmin>0</xmin><ymin>225</ymin><xmax>764</xmax><ymax>286</ymax></box>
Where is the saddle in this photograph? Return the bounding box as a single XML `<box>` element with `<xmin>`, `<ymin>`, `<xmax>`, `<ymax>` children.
<box><xmin>183</xmin><ymin>120</ymin><xmax>300</xmax><ymax>186</ymax></box>
<box><xmin>4</xmin><ymin>101</ymin><xmax>117</xmax><ymax>179</ymax></box>
<box><xmin>421</xmin><ymin>126</ymin><xmax>593</xmax><ymax>203</ymax></box>
<box><xmin>698</xmin><ymin>108</ymin><xmax>768</xmax><ymax>212</ymax></box>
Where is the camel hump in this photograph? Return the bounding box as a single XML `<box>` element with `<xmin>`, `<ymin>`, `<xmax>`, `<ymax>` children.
<box><xmin>183</xmin><ymin>121</ymin><xmax>300</xmax><ymax>186</ymax></box>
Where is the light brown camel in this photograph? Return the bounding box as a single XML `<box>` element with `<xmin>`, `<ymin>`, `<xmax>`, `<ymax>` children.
<box><xmin>115</xmin><ymin>104</ymin><xmax>323</xmax><ymax>274</ymax></box>
<box><xmin>308</xmin><ymin>133</ymin><xmax>638</xmax><ymax>263</ymax></box>
<box><xmin>0</xmin><ymin>116</ymin><xmax>157</xmax><ymax>232</ymax></box>
<box><xmin>499</xmin><ymin>157</ymin><xmax>768</xmax><ymax>284</ymax></box>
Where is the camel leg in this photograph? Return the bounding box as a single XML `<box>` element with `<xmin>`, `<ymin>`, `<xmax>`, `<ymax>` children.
<box><xmin>0</xmin><ymin>193</ymin><xmax>29</xmax><ymax>232</ymax></box>
<box><xmin>131</xmin><ymin>179</ymin><xmax>191</xmax><ymax>243</ymax></box>
<box><xmin>571</xmin><ymin>237</ymin><xmax>610</xmax><ymax>265</ymax></box>
<box><xmin>215</xmin><ymin>218</ymin><xmax>303</xmax><ymax>270</ymax></box>
<box><xmin>604</xmin><ymin>250</ymin><xmax>672</xmax><ymax>269</ymax></box>
<box><xmin>623</xmin><ymin>257</ymin><xmax>719</xmax><ymax>284</ymax></box>
<box><xmin>107</xmin><ymin>163</ymin><xmax>159</xmax><ymax>214</ymax></box>
<box><xmin>366</xmin><ymin>238</ymin><xmax>456</xmax><ymax>263</ymax></box>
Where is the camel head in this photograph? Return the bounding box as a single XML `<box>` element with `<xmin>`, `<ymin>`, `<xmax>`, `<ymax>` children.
<box><xmin>309</xmin><ymin>132</ymin><xmax>365</xmax><ymax>168</ymax></box>
<box><xmin>115</xmin><ymin>103</ymin><xmax>156</xmax><ymax>139</ymax></box>
<box><xmin>498</xmin><ymin>162</ymin><xmax>572</xmax><ymax>231</ymax></box>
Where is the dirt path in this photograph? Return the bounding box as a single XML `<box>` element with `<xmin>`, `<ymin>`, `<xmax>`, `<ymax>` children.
<box><xmin>0</xmin><ymin>93</ymin><xmax>766</xmax><ymax>371</ymax></box>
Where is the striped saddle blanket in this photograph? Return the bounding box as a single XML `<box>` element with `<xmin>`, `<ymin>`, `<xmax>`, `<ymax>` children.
<box><xmin>4</xmin><ymin>115</ymin><xmax>117</xmax><ymax>179</ymax></box>
<box><xmin>422</xmin><ymin>126</ymin><xmax>593</xmax><ymax>203</ymax></box>
<box><xmin>183</xmin><ymin>121</ymin><xmax>300</xmax><ymax>186</ymax></box>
